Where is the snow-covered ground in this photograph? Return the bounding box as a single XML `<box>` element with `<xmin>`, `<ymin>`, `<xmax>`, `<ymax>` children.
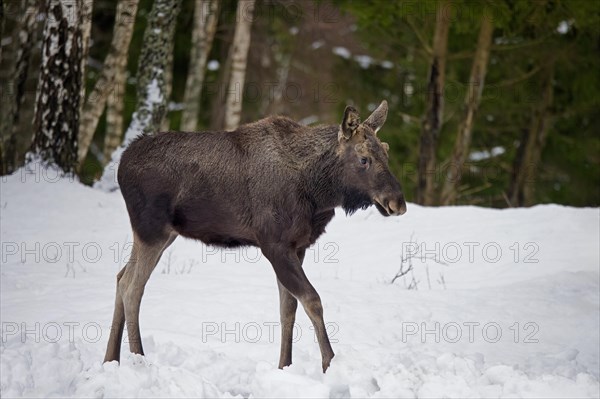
<box><xmin>1</xmin><ymin>167</ymin><xmax>599</xmax><ymax>398</ymax></box>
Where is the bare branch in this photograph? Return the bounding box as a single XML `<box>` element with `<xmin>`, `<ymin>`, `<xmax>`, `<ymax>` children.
<box><xmin>406</xmin><ymin>17</ymin><xmax>433</xmax><ymax>56</ymax></box>
<box><xmin>490</xmin><ymin>66</ymin><xmax>541</xmax><ymax>88</ymax></box>
<box><xmin>397</xmin><ymin>111</ymin><xmax>421</xmax><ymax>124</ymax></box>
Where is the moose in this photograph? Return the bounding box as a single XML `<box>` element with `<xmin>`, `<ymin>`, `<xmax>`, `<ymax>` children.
<box><xmin>103</xmin><ymin>100</ymin><xmax>406</xmax><ymax>372</ymax></box>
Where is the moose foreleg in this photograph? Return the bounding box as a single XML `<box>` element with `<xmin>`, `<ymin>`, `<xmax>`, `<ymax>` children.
<box><xmin>265</xmin><ymin>246</ymin><xmax>334</xmax><ymax>373</ymax></box>
<box><xmin>276</xmin><ymin>248</ymin><xmax>306</xmax><ymax>368</ymax></box>
<box><xmin>301</xmin><ymin>289</ymin><xmax>335</xmax><ymax>373</ymax></box>
<box><xmin>120</xmin><ymin>233</ymin><xmax>176</xmax><ymax>356</ymax></box>
<box><xmin>277</xmin><ymin>281</ymin><xmax>297</xmax><ymax>368</ymax></box>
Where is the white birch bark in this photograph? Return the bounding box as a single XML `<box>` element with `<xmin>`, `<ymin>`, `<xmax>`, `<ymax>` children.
<box><xmin>223</xmin><ymin>0</ymin><xmax>255</xmax><ymax>131</ymax></box>
<box><xmin>181</xmin><ymin>0</ymin><xmax>220</xmax><ymax>131</ymax></box>
<box><xmin>97</xmin><ymin>0</ymin><xmax>181</xmax><ymax>191</ymax></box>
<box><xmin>30</xmin><ymin>0</ymin><xmax>85</xmax><ymax>174</ymax></box>
<box><xmin>78</xmin><ymin>0</ymin><xmax>139</xmax><ymax>164</ymax></box>
<box><xmin>102</xmin><ymin>64</ymin><xmax>127</xmax><ymax>165</ymax></box>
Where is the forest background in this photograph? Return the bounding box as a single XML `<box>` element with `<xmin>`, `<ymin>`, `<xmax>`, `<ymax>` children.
<box><xmin>1</xmin><ymin>0</ymin><xmax>598</xmax><ymax>207</ymax></box>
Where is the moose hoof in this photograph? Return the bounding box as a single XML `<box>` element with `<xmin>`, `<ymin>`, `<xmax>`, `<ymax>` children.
<box><xmin>278</xmin><ymin>360</ymin><xmax>292</xmax><ymax>370</ymax></box>
<box><xmin>322</xmin><ymin>353</ymin><xmax>335</xmax><ymax>373</ymax></box>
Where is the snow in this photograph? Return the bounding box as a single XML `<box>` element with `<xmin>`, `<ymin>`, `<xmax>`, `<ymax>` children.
<box><xmin>380</xmin><ymin>60</ymin><xmax>394</xmax><ymax>70</ymax></box>
<box><xmin>332</xmin><ymin>47</ymin><xmax>351</xmax><ymax>60</ymax></box>
<box><xmin>1</xmin><ymin>168</ymin><xmax>599</xmax><ymax>398</ymax></box>
<box><xmin>145</xmin><ymin>78</ymin><xmax>163</xmax><ymax>106</ymax></box>
<box><xmin>207</xmin><ymin>60</ymin><xmax>220</xmax><ymax>71</ymax></box>
<box><xmin>311</xmin><ymin>40</ymin><xmax>325</xmax><ymax>50</ymax></box>
<box><xmin>353</xmin><ymin>55</ymin><xmax>374</xmax><ymax>69</ymax></box>
<box><xmin>557</xmin><ymin>21</ymin><xmax>572</xmax><ymax>35</ymax></box>
<box><xmin>469</xmin><ymin>146</ymin><xmax>506</xmax><ymax>161</ymax></box>
<box><xmin>168</xmin><ymin>102</ymin><xmax>185</xmax><ymax>112</ymax></box>
<box><xmin>1</xmin><ymin>37</ymin><xmax>13</xmax><ymax>47</ymax></box>
<box><xmin>299</xmin><ymin>115</ymin><xmax>319</xmax><ymax>126</ymax></box>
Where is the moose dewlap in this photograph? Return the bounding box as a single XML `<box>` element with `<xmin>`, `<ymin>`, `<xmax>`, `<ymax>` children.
<box><xmin>104</xmin><ymin>100</ymin><xmax>406</xmax><ymax>373</ymax></box>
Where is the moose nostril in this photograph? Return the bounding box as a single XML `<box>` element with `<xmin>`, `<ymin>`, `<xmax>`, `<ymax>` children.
<box><xmin>389</xmin><ymin>198</ymin><xmax>407</xmax><ymax>216</ymax></box>
<box><xmin>398</xmin><ymin>201</ymin><xmax>407</xmax><ymax>215</ymax></box>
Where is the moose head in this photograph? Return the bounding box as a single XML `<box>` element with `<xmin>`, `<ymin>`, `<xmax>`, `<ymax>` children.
<box><xmin>337</xmin><ymin>101</ymin><xmax>407</xmax><ymax>217</ymax></box>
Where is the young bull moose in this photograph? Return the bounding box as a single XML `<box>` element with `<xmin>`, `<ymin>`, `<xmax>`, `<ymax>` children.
<box><xmin>104</xmin><ymin>100</ymin><xmax>406</xmax><ymax>372</ymax></box>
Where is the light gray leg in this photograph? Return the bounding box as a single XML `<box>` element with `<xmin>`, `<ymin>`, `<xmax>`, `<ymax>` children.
<box><xmin>104</xmin><ymin>265</ymin><xmax>128</xmax><ymax>362</ymax></box>
<box><xmin>116</xmin><ymin>233</ymin><xmax>176</xmax><ymax>356</ymax></box>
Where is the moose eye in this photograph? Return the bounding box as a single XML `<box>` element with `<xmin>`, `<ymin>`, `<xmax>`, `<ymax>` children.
<box><xmin>360</xmin><ymin>157</ymin><xmax>368</xmax><ymax>165</ymax></box>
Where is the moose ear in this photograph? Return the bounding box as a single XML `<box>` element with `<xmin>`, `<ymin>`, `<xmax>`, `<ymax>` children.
<box><xmin>363</xmin><ymin>100</ymin><xmax>388</xmax><ymax>134</ymax></box>
<box><xmin>339</xmin><ymin>105</ymin><xmax>361</xmax><ymax>140</ymax></box>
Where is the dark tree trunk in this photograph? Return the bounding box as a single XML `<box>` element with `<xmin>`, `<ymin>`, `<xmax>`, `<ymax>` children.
<box><xmin>209</xmin><ymin>39</ymin><xmax>233</xmax><ymax>130</ymax></box>
<box><xmin>440</xmin><ymin>15</ymin><xmax>494</xmax><ymax>205</ymax></box>
<box><xmin>1</xmin><ymin>0</ymin><xmax>39</xmax><ymax>174</ymax></box>
<box><xmin>0</xmin><ymin>0</ymin><xmax>5</xmax><ymax>62</ymax></box>
<box><xmin>416</xmin><ymin>0</ymin><xmax>451</xmax><ymax>205</ymax></box>
<box><xmin>508</xmin><ymin>65</ymin><xmax>555</xmax><ymax>206</ymax></box>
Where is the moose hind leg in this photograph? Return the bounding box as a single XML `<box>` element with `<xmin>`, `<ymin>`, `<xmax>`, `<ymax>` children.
<box><xmin>104</xmin><ymin>265</ymin><xmax>129</xmax><ymax>363</ymax></box>
<box><xmin>120</xmin><ymin>233</ymin><xmax>177</xmax><ymax>355</ymax></box>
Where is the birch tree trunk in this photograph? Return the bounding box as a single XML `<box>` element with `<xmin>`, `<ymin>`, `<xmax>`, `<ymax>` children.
<box><xmin>160</xmin><ymin>41</ymin><xmax>174</xmax><ymax>132</ymax></box>
<box><xmin>209</xmin><ymin>35</ymin><xmax>233</xmax><ymax>129</ymax></box>
<box><xmin>416</xmin><ymin>0</ymin><xmax>451</xmax><ymax>205</ymax></box>
<box><xmin>1</xmin><ymin>0</ymin><xmax>39</xmax><ymax>174</ymax></box>
<box><xmin>77</xmin><ymin>0</ymin><xmax>93</xmax><ymax>124</ymax></box>
<box><xmin>440</xmin><ymin>15</ymin><xmax>494</xmax><ymax>205</ymax></box>
<box><xmin>508</xmin><ymin>65</ymin><xmax>554</xmax><ymax>207</ymax></box>
<box><xmin>0</xmin><ymin>0</ymin><xmax>6</xmax><ymax>63</ymax></box>
<box><xmin>223</xmin><ymin>0</ymin><xmax>255</xmax><ymax>131</ymax></box>
<box><xmin>97</xmin><ymin>0</ymin><xmax>181</xmax><ymax>191</ymax></box>
<box><xmin>0</xmin><ymin>0</ymin><xmax>9</xmax><ymax>172</ymax></box>
<box><xmin>30</xmin><ymin>0</ymin><xmax>86</xmax><ymax>174</ymax></box>
<box><xmin>181</xmin><ymin>0</ymin><xmax>220</xmax><ymax>131</ymax></box>
<box><xmin>102</xmin><ymin>65</ymin><xmax>127</xmax><ymax>165</ymax></box>
<box><xmin>78</xmin><ymin>0</ymin><xmax>139</xmax><ymax>164</ymax></box>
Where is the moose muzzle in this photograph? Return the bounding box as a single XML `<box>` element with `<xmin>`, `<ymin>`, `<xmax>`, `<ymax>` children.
<box><xmin>375</xmin><ymin>195</ymin><xmax>407</xmax><ymax>216</ymax></box>
<box><xmin>387</xmin><ymin>197</ymin><xmax>407</xmax><ymax>215</ymax></box>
